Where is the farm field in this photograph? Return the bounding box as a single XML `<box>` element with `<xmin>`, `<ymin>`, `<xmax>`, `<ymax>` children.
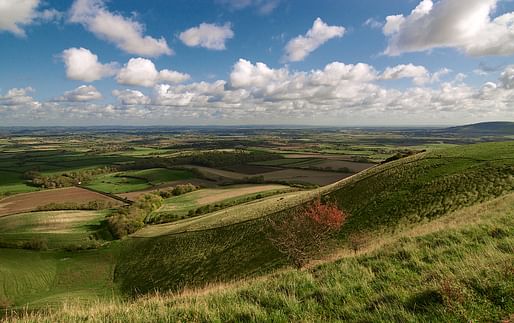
<box><xmin>0</xmin><ymin>187</ymin><xmax>122</xmax><ymax>217</ymax></box>
<box><xmin>0</xmin><ymin>210</ymin><xmax>111</xmax><ymax>249</ymax></box>
<box><xmin>85</xmin><ymin>169</ymin><xmax>195</xmax><ymax>194</ymax></box>
<box><xmin>147</xmin><ymin>184</ymin><xmax>293</xmax><ymax>224</ymax></box>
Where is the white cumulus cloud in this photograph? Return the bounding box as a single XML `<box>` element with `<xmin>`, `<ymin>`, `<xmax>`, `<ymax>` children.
<box><xmin>284</xmin><ymin>18</ymin><xmax>345</xmax><ymax>62</ymax></box>
<box><xmin>0</xmin><ymin>0</ymin><xmax>61</xmax><ymax>36</ymax></box>
<box><xmin>116</xmin><ymin>58</ymin><xmax>190</xmax><ymax>87</ymax></box>
<box><xmin>54</xmin><ymin>85</ymin><xmax>103</xmax><ymax>102</ymax></box>
<box><xmin>179</xmin><ymin>23</ymin><xmax>234</xmax><ymax>50</ymax></box>
<box><xmin>384</xmin><ymin>0</ymin><xmax>514</xmax><ymax>56</ymax></box>
<box><xmin>69</xmin><ymin>0</ymin><xmax>172</xmax><ymax>57</ymax></box>
<box><xmin>112</xmin><ymin>89</ymin><xmax>150</xmax><ymax>105</ymax></box>
<box><xmin>62</xmin><ymin>47</ymin><xmax>118</xmax><ymax>82</ymax></box>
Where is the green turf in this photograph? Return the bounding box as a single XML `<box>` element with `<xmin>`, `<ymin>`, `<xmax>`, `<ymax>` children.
<box><xmin>0</xmin><ymin>210</ymin><xmax>111</xmax><ymax>249</ymax></box>
<box><xmin>0</xmin><ymin>171</ymin><xmax>39</xmax><ymax>197</ymax></box>
<box><xmin>7</xmin><ymin>191</ymin><xmax>514</xmax><ymax>321</ymax></box>
<box><xmin>0</xmin><ymin>246</ymin><xmax>120</xmax><ymax>307</ymax></box>
<box><xmin>85</xmin><ymin>173</ymin><xmax>151</xmax><ymax>194</ymax></box>
<box><xmin>120</xmin><ymin>168</ymin><xmax>194</xmax><ymax>185</ymax></box>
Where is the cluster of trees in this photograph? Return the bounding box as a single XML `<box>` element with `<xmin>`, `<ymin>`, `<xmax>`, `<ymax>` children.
<box><xmin>35</xmin><ymin>200</ymin><xmax>115</xmax><ymax>211</ymax></box>
<box><xmin>0</xmin><ymin>237</ymin><xmax>48</xmax><ymax>251</ymax></box>
<box><xmin>267</xmin><ymin>199</ymin><xmax>346</xmax><ymax>268</ymax></box>
<box><xmin>125</xmin><ymin>150</ymin><xmax>281</xmax><ymax>171</ymax></box>
<box><xmin>381</xmin><ymin>150</ymin><xmax>426</xmax><ymax>164</ymax></box>
<box><xmin>107</xmin><ymin>194</ymin><xmax>163</xmax><ymax>239</ymax></box>
<box><xmin>156</xmin><ymin>183</ymin><xmax>198</xmax><ymax>199</ymax></box>
<box><xmin>24</xmin><ymin>167</ymin><xmax>115</xmax><ymax>189</ymax></box>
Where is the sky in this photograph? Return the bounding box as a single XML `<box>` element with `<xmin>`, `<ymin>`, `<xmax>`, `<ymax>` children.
<box><xmin>1</xmin><ymin>0</ymin><xmax>514</xmax><ymax>126</ymax></box>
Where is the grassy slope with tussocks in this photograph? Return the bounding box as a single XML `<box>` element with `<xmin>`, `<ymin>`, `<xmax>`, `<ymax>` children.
<box><xmin>5</xmin><ymin>191</ymin><xmax>514</xmax><ymax>322</ymax></box>
<box><xmin>113</xmin><ymin>141</ymin><xmax>514</xmax><ymax>296</ymax></box>
<box><xmin>2</xmin><ymin>141</ymin><xmax>514</xmax><ymax>316</ymax></box>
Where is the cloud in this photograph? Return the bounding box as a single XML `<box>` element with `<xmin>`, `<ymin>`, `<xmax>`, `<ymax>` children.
<box><xmin>381</xmin><ymin>64</ymin><xmax>430</xmax><ymax>85</ymax></box>
<box><xmin>383</xmin><ymin>0</ymin><xmax>514</xmax><ymax>56</ymax></box>
<box><xmin>364</xmin><ymin>18</ymin><xmax>383</xmax><ymax>29</ymax></box>
<box><xmin>0</xmin><ymin>0</ymin><xmax>61</xmax><ymax>36</ymax></box>
<box><xmin>112</xmin><ymin>89</ymin><xmax>150</xmax><ymax>105</ymax></box>
<box><xmin>5</xmin><ymin>61</ymin><xmax>514</xmax><ymax>126</ymax></box>
<box><xmin>69</xmin><ymin>0</ymin><xmax>172</xmax><ymax>57</ymax></box>
<box><xmin>179</xmin><ymin>23</ymin><xmax>234</xmax><ymax>50</ymax></box>
<box><xmin>116</xmin><ymin>58</ymin><xmax>190</xmax><ymax>87</ymax></box>
<box><xmin>54</xmin><ymin>85</ymin><xmax>103</xmax><ymax>102</ymax></box>
<box><xmin>62</xmin><ymin>47</ymin><xmax>118</xmax><ymax>82</ymax></box>
<box><xmin>216</xmin><ymin>0</ymin><xmax>281</xmax><ymax>14</ymax></box>
<box><xmin>0</xmin><ymin>87</ymin><xmax>39</xmax><ymax>106</ymax></box>
<box><xmin>284</xmin><ymin>18</ymin><xmax>345</xmax><ymax>62</ymax></box>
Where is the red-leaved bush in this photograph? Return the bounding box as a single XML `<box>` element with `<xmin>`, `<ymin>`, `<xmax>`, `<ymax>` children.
<box><xmin>267</xmin><ymin>198</ymin><xmax>346</xmax><ymax>268</ymax></box>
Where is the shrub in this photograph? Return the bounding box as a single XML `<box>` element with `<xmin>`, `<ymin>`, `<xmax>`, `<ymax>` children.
<box><xmin>22</xmin><ymin>238</ymin><xmax>48</xmax><ymax>251</ymax></box>
<box><xmin>107</xmin><ymin>194</ymin><xmax>163</xmax><ymax>239</ymax></box>
<box><xmin>267</xmin><ymin>199</ymin><xmax>346</xmax><ymax>268</ymax></box>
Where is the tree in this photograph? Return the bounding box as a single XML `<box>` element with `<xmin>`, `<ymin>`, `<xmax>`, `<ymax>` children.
<box><xmin>267</xmin><ymin>199</ymin><xmax>346</xmax><ymax>268</ymax></box>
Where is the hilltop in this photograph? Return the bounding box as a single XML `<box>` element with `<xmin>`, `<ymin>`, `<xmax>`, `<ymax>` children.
<box><xmin>444</xmin><ymin>121</ymin><xmax>514</xmax><ymax>135</ymax></box>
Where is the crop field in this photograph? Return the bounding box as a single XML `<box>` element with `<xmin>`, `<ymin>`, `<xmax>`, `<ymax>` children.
<box><xmin>120</xmin><ymin>168</ymin><xmax>194</xmax><ymax>185</ymax></box>
<box><xmin>85</xmin><ymin>169</ymin><xmax>195</xmax><ymax>194</ymax></box>
<box><xmin>149</xmin><ymin>184</ymin><xmax>291</xmax><ymax>223</ymax></box>
<box><xmin>262</xmin><ymin>168</ymin><xmax>352</xmax><ymax>185</ymax></box>
<box><xmin>0</xmin><ymin>210</ymin><xmax>110</xmax><ymax>249</ymax></box>
<box><xmin>0</xmin><ymin>187</ymin><xmax>122</xmax><ymax>217</ymax></box>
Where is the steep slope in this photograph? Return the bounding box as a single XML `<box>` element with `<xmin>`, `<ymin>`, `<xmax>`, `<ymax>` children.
<box><xmin>9</xmin><ymin>191</ymin><xmax>514</xmax><ymax>322</ymax></box>
<box><xmin>114</xmin><ymin>141</ymin><xmax>514</xmax><ymax>295</ymax></box>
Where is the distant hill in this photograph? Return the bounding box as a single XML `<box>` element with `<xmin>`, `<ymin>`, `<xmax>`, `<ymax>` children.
<box><xmin>445</xmin><ymin>121</ymin><xmax>514</xmax><ymax>135</ymax></box>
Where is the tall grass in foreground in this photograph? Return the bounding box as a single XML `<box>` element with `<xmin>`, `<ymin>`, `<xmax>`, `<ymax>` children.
<box><xmin>4</xmin><ymin>193</ymin><xmax>513</xmax><ymax>322</ymax></box>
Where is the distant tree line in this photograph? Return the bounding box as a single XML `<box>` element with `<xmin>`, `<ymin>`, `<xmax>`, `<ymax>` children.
<box><xmin>23</xmin><ymin>167</ymin><xmax>115</xmax><ymax>189</ymax></box>
<box><xmin>35</xmin><ymin>200</ymin><xmax>115</xmax><ymax>211</ymax></box>
<box><xmin>124</xmin><ymin>150</ymin><xmax>281</xmax><ymax>171</ymax></box>
<box><xmin>381</xmin><ymin>150</ymin><xmax>426</xmax><ymax>164</ymax></box>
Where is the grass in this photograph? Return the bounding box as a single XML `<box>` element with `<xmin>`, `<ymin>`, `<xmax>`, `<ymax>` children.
<box><xmin>85</xmin><ymin>173</ymin><xmax>151</xmax><ymax>194</ymax></box>
<box><xmin>149</xmin><ymin>184</ymin><xmax>290</xmax><ymax>219</ymax></box>
<box><xmin>2</xmin><ymin>140</ymin><xmax>514</xmax><ymax>318</ymax></box>
<box><xmin>5</xmin><ymin>191</ymin><xmax>513</xmax><ymax>322</ymax></box>
<box><xmin>120</xmin><ymin>168</ymin><xmax>194</xmax><ymax>185</ymax></box>
<box><xmin>0</xmin><ymin>246</ymin><xmax>120</xmax><ymax>308</ymax></box>
<box><xmin>326</xmin><ymin>141</ymin><xmax>514</xmax><ymax>235</ymax></box>
<box><xmin>0</xmin><ymin>171</ymin><xmax>38</xmax><ymax>197</ymax></box>
<box><xmin>0</xmin><ymin>210</ymin><xmax>111</xmax><ymax>249</ymax></box>
<box><xmin>85</xmin><ymin>169</ymin><xmax>196</xmax><ymax>193</ymax></box>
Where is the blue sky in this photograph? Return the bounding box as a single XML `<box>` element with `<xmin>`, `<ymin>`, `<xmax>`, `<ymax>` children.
<box><xmin>1</xmin><ymin>0</ymin><xmax>514</xmax><ymax>126</ymax></box>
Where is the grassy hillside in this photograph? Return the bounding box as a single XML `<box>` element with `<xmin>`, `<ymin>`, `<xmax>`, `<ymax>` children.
<box><xmin>327</xmin><ymin>141</ymin><xmax>514</xmax><ymax>234</ymax></box>
<box><xmin>7</xmin><ymin>191</ymin><xmax>513</xmax><ymax>322</ymax></box>
<box><xmin>2</xmin><ymin>141</ymin><xmax>514</xmax><ymax>314</ymax></box>
<box><xmin>113</xmin><ymin>141</ymin><xmax>514</xmax><ymax>296</ymax></box>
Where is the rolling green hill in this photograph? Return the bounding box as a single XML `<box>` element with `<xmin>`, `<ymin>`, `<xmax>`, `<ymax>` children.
<box><xmin>113</xmin><ymin>141</ymin><xmax>514</xmax><ymax>296</ymax></box>
<box><xmin>7</xmin><ymin>185</ymin><xmax>514</xmax><ymax>322</ymax></box>
<box><xmin>2</xmin><ymin>141</ymin><xmax>514</xmax><ymax>320</ymax></box>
